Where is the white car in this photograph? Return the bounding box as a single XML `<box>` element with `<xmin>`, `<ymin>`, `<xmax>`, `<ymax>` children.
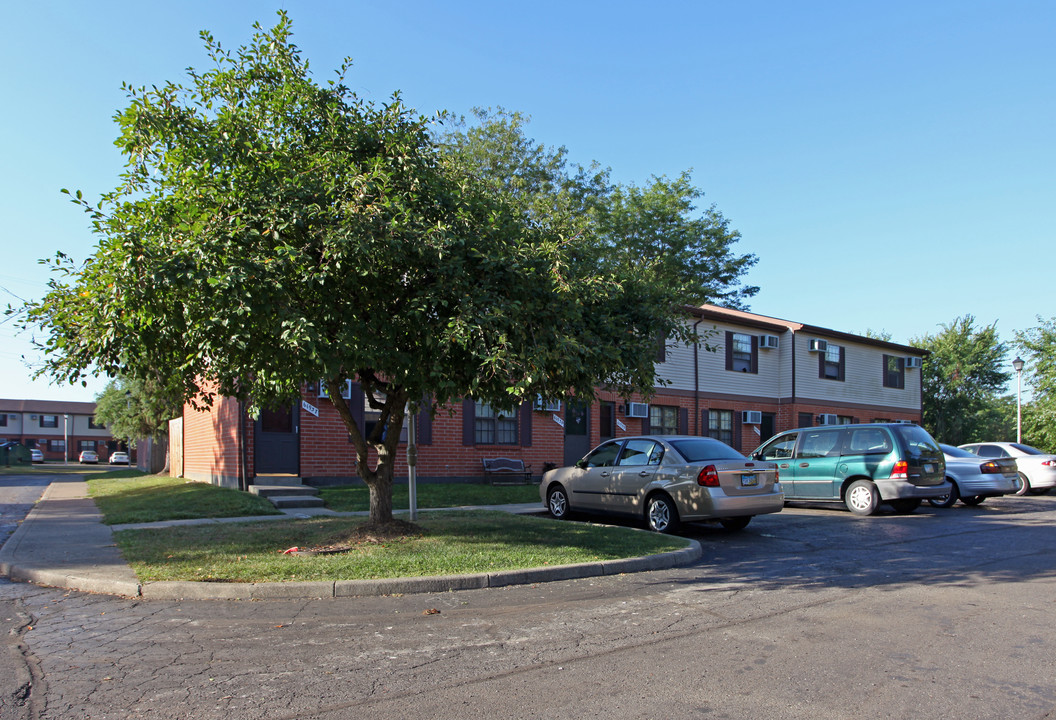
<box><xmin>79</xmin><ymin>450</ymin><xmax>99</xmax><ymax>464</ymax></box>
<box><xmin>109</xmin><ymin>451</ymin><xmax>130</xmax><ymax>465</ymax></box>
<box><xmin>928</xmin><ymin>444</ymin><xmax>1020</xmax><ymax>507</ymax></box>
<box><xmin>30</xmin><ymin>448</ymin><xmax>44</xmax><ymax>463</ymax></box>
<box><xmin>958</xmin><ymin>442</ymin><xmax>1056</xmax><ymax>495</ymax></box>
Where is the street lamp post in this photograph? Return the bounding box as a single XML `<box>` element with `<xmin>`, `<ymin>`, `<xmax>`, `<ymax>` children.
<box><xmin>63</xmin><ymin>414</ymin><xmax>70</xmax><ymax>465</ymax></box>
<box><xmin>1012</xmin><ymin>356</ymin><xmax>1025</xmax><ymax>444</ymax></box>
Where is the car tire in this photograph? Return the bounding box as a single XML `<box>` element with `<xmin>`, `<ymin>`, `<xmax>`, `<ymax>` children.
<box><xmin>889</xmin><ymin>499</ymin><xmax>921</xmax><ymax>514</ymax></box>
<box><xmin>719</xmin><ymin>516</ymin><xmax>751</xmax><ymax>531</ymax></box>
<box><xmin>1016</xmin><ymin>472</ymin><xmax>1031</xmax><ymax>496</ymax></box>
<box><xmin>546</xmin><ymin>485</ymin><xmax>571</xmax><ymax>520</ymax></box>
<box><xmin>928</xmin><ymin>481</ymin><xmax>959</xmax><ymax>509</ymax></box>
<box><xmin>960</xmin><ymin>495</ymin><xmax>985</xmax><ymax>506</ymax></box>
<box><xmin>845</xmin><ymin>480</ymin><xmax>880</xmax><ymax>516</ymax></box>
<box><xmin>645</xmin><ymin>494</ymin><xmax>679</xmax><ymax>533</ymax></box>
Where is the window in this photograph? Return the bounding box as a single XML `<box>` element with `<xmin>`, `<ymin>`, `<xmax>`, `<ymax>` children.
<box><xmin>798</xmin><ymin>412</ymin><xmax>814</xmax><ymax>428</ymax></box>
<box><xmin>837</xmin><ymin>415</ymin><xmax>855</xmax><ymax>425</ymax></box>
<box><xmin>474</xmin><ymin>401</ymin><xmax>517</xmax><ymax>445</ymax></box>
<box><xmin>583</xmin><ymin>441</ymin><xmax>621</xmax><ymax>468</ymax></box>
<box><xmin>757</xmin><ymin>432</ymin><xmax>798</xmax><ymax>460</ymax></box>
<box><xmin>847</xmin><ymin>428</ymin><xmax>892</xmax><ymax>455</ymax></box>
<box><xmin>619</xmin><ymin>439</ymin><xmax>664</xmax><ymax>466</ymax></box>
<box><xmin>820</xmin><ymin>344</ymin><xmax>845</xmax><ymax>381</ymax></box>
<box><xmin>649</xmin><ymin>405</ymin><xmax>679</xmax><ymax>435</ymax></box>
<box><xmin>40</xmin><ymin>415</ymin><xmax>58</xmax><ymax>428</ymax></box>
<box><xmin>799</xmin><ymin>430</ymin><xmax>843</xmax><ymax>459</ymax></box>
<box><xmin>883</xmin><ymin>355</ymin><xmax>905</xmax><ymax>389</ymax></box>
<box><xmin>78</xmin><ymin>440</ymin><xmax>96</xmax><ymax>452</ymax></box>
<box><xmin>0</xmin><ymin>415</ymin><xmax>6</xmax><ymax>427</ymax></box>
<box><xmin>707</xmin><ymin>409</ymin><xmax>733</xmax><ymax>445</ymax></box>
<box><xmin>48</xmin><ymin>439</ymin><xmax>65</xmax><ymax>452</ymax></box>
<box><xmin>363</xmin><ymin>391</ymin><xmax>408</xmax><ymax>443</ymax></box>
<box><xmin>725</xmin><ymin>332</ymin><xmax>757</xmax><ymax>373</ymax></box>
<box><xmin>88</xmin><ymin>415</ymin><xmax>106</xmax><ymax>429</ymax></box>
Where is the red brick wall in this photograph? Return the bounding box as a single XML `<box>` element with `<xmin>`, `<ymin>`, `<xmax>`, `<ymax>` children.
<box><xmin>182</xmin><ymin>392</ymin><xmax>243</xmax><ymax>487</ymax></box>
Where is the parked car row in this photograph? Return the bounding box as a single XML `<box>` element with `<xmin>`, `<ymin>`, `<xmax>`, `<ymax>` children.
<box><xmin>540</xmin><ymin>423</ymin><xmax>1055</xmax><ymax>533</ymax></box>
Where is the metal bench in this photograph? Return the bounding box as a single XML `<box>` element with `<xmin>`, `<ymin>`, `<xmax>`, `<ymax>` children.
<box><xmin>482</xmin><ymin>457</ymin><xmax>533</xmax><ymax>485</ymax></box>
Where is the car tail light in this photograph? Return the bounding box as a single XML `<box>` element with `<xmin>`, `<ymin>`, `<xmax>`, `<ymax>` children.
<box><xmin>697</xmin><ymin>465</ymin><xmax>720</xmax><ymax>487</ymax></box>
<box><xmin>980</xmin><ymin>462</ymin><xmax>1003</xmax><ymax>474</ymax></box>
<box><xmin>1042</xmin><ymin>460</ymin><xmax>1054</xmax><ymax>467</ymax></box>
<box><xmin>889</xmin><ymin>461</ymin><xmax>908</xmax><ymax>479</ymax></box>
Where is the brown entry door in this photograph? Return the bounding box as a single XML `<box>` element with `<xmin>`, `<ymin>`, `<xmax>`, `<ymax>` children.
<box><xmin>255</xmin><ymin>405</ymin><xmax>299</xmax><ymax>474</ymax></box>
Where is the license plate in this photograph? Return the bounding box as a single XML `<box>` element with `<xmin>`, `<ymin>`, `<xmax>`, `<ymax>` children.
<box><xmin>923</xmin><ymin>464</ymin><xmax>935</xmax><ymax>473</ymax></box>
<box><xmin>741</xmin><ymin>473</ymin><xmax>758</xmax><ymax>487</ymax></box>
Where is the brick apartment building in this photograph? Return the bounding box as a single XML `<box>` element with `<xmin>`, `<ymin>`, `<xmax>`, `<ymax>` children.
<box><xmin>171</xmin><ymin>304</ymin><xmax>926</xmax><ymax>489</ymax></box>
<box><xmin>0</xmin><ymin>399</ymin><xmax>127</xmax><ymax>462</ymax></box>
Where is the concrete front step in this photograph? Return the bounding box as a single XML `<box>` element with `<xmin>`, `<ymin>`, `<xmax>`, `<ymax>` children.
<box><xmin>249</xmin><ymin>485</ymin><xmax>320</xmax><ymax>498</ymax></box>
<box><xmin>269</xmin><ymin>495</ymin><xmax>326</xmax><ymax>509</ymax></box>
<box><xmin>252</xmin><ymin>474</ymin><xmax>305</xmax><ymax>487</ymax></box>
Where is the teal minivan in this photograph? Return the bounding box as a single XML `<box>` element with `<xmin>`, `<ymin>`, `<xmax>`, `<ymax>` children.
<box><xmin>751</xmin><ymin>423</ymin><xmax>949</xmax><ymax>515</ymax></box>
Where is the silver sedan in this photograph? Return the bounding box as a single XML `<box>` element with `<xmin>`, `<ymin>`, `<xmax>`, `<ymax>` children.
<box><xmin>958</xmin><ymin>442</ymin><xmax>1056</xmax><ymax>495</ymax></box>
<box><xmin>540</xmin><ymin>435</ymin><xmax>783</xmax><ymax>533</ymax></box>
<box><xmin>928</xmin><ymin>444</ymin><xmax>1020</xmax><ymax>507</ymax></box>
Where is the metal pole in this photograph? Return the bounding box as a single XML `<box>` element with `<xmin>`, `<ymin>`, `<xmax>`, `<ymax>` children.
<box><xmin>1016</xmin><ymin>367</ymin><xmax>1022</xmax><ymax>444</ymax></box>
<box><xmin>406</xmin><ymin>404</ymin><xmax>418</xmax><ymax>522</ymax></box>
<box><xmin>64</xmin><ymin>414</ymin><xmax>70</xmax><ymax>465</ymax></box>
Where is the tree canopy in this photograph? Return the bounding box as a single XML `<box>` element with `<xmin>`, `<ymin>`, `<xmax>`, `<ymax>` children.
<box><xmin>1016</xmin><ymin>317</ymin><xmax>1056</xmax><ymax>452</ymax></box>
<box><xmin>912</xmin><ymin>315</ymin><xmax>1013</xmax><ymax>445</ymax></box>
<box><xmin>93</xmin><ymin>375</ymin><xmax>184</xmax><ymax>449</ymax></box>
<box><xmin>20</xmin><ymin>15</ymin><xmax>757</xmax><ymax>525</ymax></box>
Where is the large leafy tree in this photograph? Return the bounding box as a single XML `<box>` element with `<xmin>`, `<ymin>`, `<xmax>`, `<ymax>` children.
<box><xmin>912</xmin><ymin>316</ymin><xmax>1013</xmax><ymax>445</ymax></box>
<box><xmin>441</xmin><ymin>108</ymin><xmax>759</xmax><ymax>309</ymax></box>
<box><xmin>1015</xmin><ymin>317</ymin><xmax>1056</xmax><ymax>452</ymax></box>
<box><xmin>19</xmin><ymin>15</ymin><xmax>720</xmax><ymax>527</ymax></box>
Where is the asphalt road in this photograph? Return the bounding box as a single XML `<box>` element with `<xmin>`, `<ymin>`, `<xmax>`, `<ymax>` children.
<box><xmin>2</xmin><ymin>479</ymin><xmax>1055</xmax><ymax>719</ymax></box>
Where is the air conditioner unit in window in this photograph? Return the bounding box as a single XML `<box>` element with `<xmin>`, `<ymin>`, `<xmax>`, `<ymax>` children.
<box><xmin>905</xmin><ymin>357</ymin><xmax>922</xmax><ymax>369</ymax></box>
<box><xmin>7</xmin><ymin>414</ymin><xmax>15</xmax><ymax>420</ymax></box>
<box><xmin>626</xmin><ymin>402</ymin><xmax>649</xmax><ymax>418</ymax></box>
<box><xmin>742</xmin><ymin>410</ymin><xmax>762</xmax><ymax>424</ymax></box>
<box><xmin>808</xmin><ymin>339</ymin><xmax>828</xmax><ymax>353</ymax></box>
<box><xmin>30</xmin><ymin>415</ymin><xmax>38</xmax><ymax>421</ymax></box>
<box><xmin>817</xmin><ymin>413</ymin><xmax>839</xmax><ymax>425</ymax></box>
<box><xmin>758</xmin><ymin>334</ymin><xmax>779</xmax><ymax>350</ymax></box>
<box><xmin>533</xmin><ymin>396</ymin><xmax>562</xmax><ymax>412</ymax></box>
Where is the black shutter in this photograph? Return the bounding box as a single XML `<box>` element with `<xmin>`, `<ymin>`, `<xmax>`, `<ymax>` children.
<box><xmin>679</xmin><ymin>407</ymin><xmax>689</xmax><ymax>435</ymax></box>
<box><xmin>734</xmin><ymin>413</ymin><xmax>743</xmax><ymax>450</ymax></box>
<box><xmin>819</xmin><ymin>351</ymin><xmax>826</xmax><ymax>379</ymax></box>
<box><xmin>751</xmin><ymin>335</ymin><xmax>759</xmax><ymax>374</ymax></box>
<box><xmin>882</xmin><ymin>354</ymin><xmax>890</xmax><ymax>387</ymax></box>
<box><xmin>462</xmin><ymin>399</ymin><xmax>475</xmax><ymax>446</ymax></box>
<box><xmin>417</xmin><ymin>406</ymin><xmax>432</xmax><ymax>445</ymax></box>
<box><xmin>520</xmin><ymin>402</ymin><xmax>532</xmax><ymax>447</ymax></box>
<box><xmin>725</xmin><ymin>331</ymin><xmax>734</xmax><ymax>371</ymax></box>
<box><xmin>702</xmin><ymin>409</ymin><xmax>710</xmax><ymax>438</ymax></box>
<box><xmin>838</xmin><ymin>346</ymin><xmax>846</xmax><ymax>382</ymax></box>
<box><xmin>346</xmin><ymin>382</ymin><xmax>365</xmax><ymax>443</ymax></box>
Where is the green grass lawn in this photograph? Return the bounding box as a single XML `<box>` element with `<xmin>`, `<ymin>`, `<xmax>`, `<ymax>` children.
<box><xmin>88</xmin><ymin>474</ymin><xmax>281</xmax><ymax>525</ymax></box>
<box><xmin>319</xmin><ymin>482</ymin><xmax>540</xmax><ymax>511</ymax></box>
<box><xmin>114</xmin><ymin>510</ymin><xmax>688</xmax><ymax>582</ymax></box>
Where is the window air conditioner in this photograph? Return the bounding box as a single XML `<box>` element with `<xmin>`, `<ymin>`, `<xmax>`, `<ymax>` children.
<box><xmin>817</xmin><ymin>413</ymin><xmax>839</xmax><ymax>425</ymax></box>
<box><xmin>758</xmin><ymin>335</ymin><xmax>779</xmax><ymax>350</ymax></box>
<box><xmin>626</xmin><ymin>402</ymin><xmax>649</xmax><ymax>418</ymax></box>
<box><xmin>742</xmin><ymin>410</ymin><xmax>762</xmax><ymax>424</ymax></box>
<box><xmin>808</xmin><ymin>339</ymin><xmax>828</xmax><ymax>353</ymax></box>
<box><xmin>904</xmin><ymin>357</ymin><xmax>922</xmax><ymax>369</ymax></box>
<box><xmin>30</xmin><ymin>415</ymin><xmax>38</xmax><ymax>421</ymax></box>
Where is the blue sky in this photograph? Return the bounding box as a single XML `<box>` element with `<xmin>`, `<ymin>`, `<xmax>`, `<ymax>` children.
<box><xmin>2</xmin><ymin>1</ymin><xmax>1052</xmax><ymax>402</ymax></box>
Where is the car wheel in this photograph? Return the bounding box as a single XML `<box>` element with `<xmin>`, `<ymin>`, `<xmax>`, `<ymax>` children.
<box><xmin>960</xmin><ymin>495</ymin><xmax>985</xmax><ymax>506</ymax></box>
<box><xmin>645</xmin><ymin>494</ymin><xmax>679</xmax><ymax>533</ymax></box>
<box><xmin>845</xmin><ymin>480</ymin><xmax>880</xmax><ymax>516</ymax></box>
<box><xmin>889</xmin><ymin>499</ymin><xmax>921</xmax><ymax>514</ymax></box>
<box><xmin>546</xmin><ymin>485</ymin><xmax>570</xmax><ymax>520</ymax></box>
<box><xmin>928</xmin><ymin>481</ymin><xmax>959</xmax><ymax>508</ymax></box>
<box><xmin>1016</xmin><ymin>472</ymin><xmax>1031</xmax><ymax>496</ymax></box>
<box><xmin>719</xmin><ymin>516</ymin><xmax>751</xmax><ymax>531</ymax></box>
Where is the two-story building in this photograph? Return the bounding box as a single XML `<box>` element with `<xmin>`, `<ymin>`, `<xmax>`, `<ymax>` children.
<box><xmin>0</xmin><ymin>399</ymin><xmax>126</xmax><ymax>462</ymax></box>
<box><xmin>172</xmin><ymin>304</ymin><xmax>926</xmax><ymax>489</ymax></box>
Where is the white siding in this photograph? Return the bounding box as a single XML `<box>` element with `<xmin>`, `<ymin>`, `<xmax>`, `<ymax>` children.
<box><xmin>655</xmin><ymin>321</ymin><xmax>788</xmax><ymax>397</ymax></box>
<box><xmin>795</xmin><ymin>337</ymin><xmax>921</xmax><ymax>410</ymax></box>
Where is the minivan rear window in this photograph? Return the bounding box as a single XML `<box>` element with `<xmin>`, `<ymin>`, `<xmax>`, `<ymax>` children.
<box><xmin>893</xmin><ymin>425</ymin><xmax>941</xmax><ymax>456</ymax></box>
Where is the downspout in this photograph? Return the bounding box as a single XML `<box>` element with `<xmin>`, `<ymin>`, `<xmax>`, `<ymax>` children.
<box><xmin>693</xmin><ymin>318</ymin><xmax>703</xmax><ymax>436</ymax></box>
<box><xmin>238</xmin><ymin>400</ymin><xmax>247</xmax><ymax>492</ymax></box>
<box><xmin>790</xmin><ymin>330</ymin><xmax>797</xmax><ymax>417</ymax></box>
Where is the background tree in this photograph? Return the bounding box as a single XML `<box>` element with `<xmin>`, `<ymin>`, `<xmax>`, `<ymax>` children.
<box><xmin>912</xmin><ymin>315</ymin><xmax>1012</xmax><ymax>445</ymax></box>
<box><xmin>1015</xmin><ymin>317</ymin><xmax>1056</xmax><ymax>452</ymax></box>
<box><xmin>19</xmin><ymin>15</ymin><xmax>744</xmax><ymax>528</ymax></box>
<box><xmin>440</xmin><ymin>108</ymin><xmax>759</xmax><ymax>309</ymax></box>
<box><xmin>94</xmin><ymin>375</ymin><xmax>184</xmax><ymax>451</ymax></box>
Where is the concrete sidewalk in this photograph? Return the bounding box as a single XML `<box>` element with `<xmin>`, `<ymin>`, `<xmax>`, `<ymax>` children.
<box><xmin>0</xmin><ymin>477</ymin><xmax>701</xmax><ymax>600</ymax></box>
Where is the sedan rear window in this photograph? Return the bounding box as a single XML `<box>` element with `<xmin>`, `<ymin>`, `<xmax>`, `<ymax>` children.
<box><xmin>669</xmin><ymin>437</ymin><xmax>743</xmax><ymax>462</ymax></box>
<box><xmin>1011</xmin><ymin>443</ymin><xmax>1044</xmax><ymax>455</ymax></box>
